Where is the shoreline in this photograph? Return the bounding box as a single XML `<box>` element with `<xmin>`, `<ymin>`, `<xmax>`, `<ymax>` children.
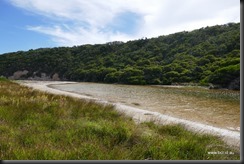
<box><xmin>16</xmin><ymin>80</ymin><xmax>240</xmax><ymax>150</ymax></box>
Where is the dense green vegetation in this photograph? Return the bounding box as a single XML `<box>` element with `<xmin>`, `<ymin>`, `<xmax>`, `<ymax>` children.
<box><xmin>0</xmin><ymin>80</ymin><xmax>240</xmax><ymax>160</ymax></box>
<box><xmin>0</xmin><ymin>23</ymin><xmax>240</xmax><ymax>89</ymax></box>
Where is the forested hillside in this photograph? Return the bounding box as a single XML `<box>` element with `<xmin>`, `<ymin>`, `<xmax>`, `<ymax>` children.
<box><xmin>0</xmin><ymin>23</ymin><xmax>240</xmax><ymax>89</ymax></box>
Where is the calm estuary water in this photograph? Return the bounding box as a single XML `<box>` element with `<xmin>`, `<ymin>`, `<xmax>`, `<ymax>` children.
<box><xmin>50</xmin><ymin>82</ymin><xmax>240</xmax><ymax>131</ymax></box>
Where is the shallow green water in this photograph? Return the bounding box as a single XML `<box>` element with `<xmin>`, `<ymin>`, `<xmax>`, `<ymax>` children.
<box><xmin>51</xmin><ymin>82</ymin><xmax>240</xmax><ymax>131</ymax></box>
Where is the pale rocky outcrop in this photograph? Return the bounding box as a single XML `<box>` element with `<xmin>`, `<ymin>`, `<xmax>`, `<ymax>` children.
<box><xmin>52</xmin><ymin>73</ymin><xmax>60</xmax><ymax>81</ymax></box>
<box><xmin>28</xmin><ymin>72</ymin><xmax>51</xmax><ymax>81</ymax></box>
<box><xmin>8</xmin><ymin>70</ymin><xmax>61</xmax><ymax>81</ymax></box>
<box><xmin>8</xmin><ymin>70</ymin><xmax>29</xmax><ymax>80</ymax></box>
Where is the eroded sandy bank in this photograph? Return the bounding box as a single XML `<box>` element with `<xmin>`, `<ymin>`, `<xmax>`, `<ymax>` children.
<box><xmin>16</xmin><ymin>80</ymin><xmax>240</xmax><ymax>150</ymax></box>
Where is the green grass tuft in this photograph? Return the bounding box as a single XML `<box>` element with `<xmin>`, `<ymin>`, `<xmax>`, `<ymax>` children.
<box><xmin>0</xmin><ymin>76</ymin><xmax>9</xmax><ymax>82</ymax></box>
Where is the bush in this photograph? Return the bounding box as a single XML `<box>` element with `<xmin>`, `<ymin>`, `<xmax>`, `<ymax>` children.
<box><xmin>0</xmin><ymin>76</ymin><xmax>8</xmax><ymax>81</ymax></box>
<box><xmin>208</xmin><ymin>64</ymin><xmax>240</xmax><ymax>88</ymax></box>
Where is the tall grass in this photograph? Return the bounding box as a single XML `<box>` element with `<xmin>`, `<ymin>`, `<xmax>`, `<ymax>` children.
<box><xmin>0</xmin><ymin>81</ymin><xmax>240</xmax><ymax>160</ymax></box>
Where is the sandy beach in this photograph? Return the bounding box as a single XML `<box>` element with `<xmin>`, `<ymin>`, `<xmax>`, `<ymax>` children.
<box><xmin>16</xmin><ymin>80</ymin><xmax>240</xmax><ymax>150</ymax></box>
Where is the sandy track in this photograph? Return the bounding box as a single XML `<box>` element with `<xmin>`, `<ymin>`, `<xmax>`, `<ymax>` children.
<box><xmin>16</xmin><ymin>80</ymin><xmax>240</xmax><ymax>150</ymax></box>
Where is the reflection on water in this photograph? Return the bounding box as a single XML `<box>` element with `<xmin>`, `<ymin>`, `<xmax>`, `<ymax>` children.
<box><xmin>50</xmin><ymin>82</ymin><xmax>240</xmax><ymax>131</ymax></box>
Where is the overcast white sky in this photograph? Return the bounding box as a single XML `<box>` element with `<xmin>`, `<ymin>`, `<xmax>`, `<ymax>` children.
<box><xmin>0</xmin><ymin>0</ymin><xmax>240</xmax><ymax>53</ymax></box>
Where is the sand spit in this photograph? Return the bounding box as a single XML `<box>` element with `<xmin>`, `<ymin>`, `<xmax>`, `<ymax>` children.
<box><xmin>16</xmin><ymin>80</ymin><xmax>240</xmax><ymax>150</ymax></box>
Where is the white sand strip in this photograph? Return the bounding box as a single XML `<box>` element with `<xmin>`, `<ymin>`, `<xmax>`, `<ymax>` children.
<box><xmin>16</xmin><ymin>80</ymin><xmax>240</xmax><ymax>150</ymax></box>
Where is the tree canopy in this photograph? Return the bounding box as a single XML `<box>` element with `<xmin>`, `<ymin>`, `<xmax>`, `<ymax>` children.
<box><xmin>0</xmin><ymin>23</ymin><xmax>240</xmax><ymax>89</ymax></box>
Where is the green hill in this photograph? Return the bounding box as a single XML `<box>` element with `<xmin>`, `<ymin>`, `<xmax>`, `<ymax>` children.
<box><xmin>0</xmin><ymin>22</ymin><xmax>240</xmax><ymax>89</ymax></box>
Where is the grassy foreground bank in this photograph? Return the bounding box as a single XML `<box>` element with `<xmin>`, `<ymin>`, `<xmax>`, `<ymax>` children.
<box><xmin>0</xmin><ymin>78</ymin><xmax>240</xmax><ymax>160</ymax></box>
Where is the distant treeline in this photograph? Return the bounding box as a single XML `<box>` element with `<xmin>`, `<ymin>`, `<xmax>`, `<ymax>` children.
<box><xmin>0</xmin><ymin>23</ymin><xmax>240</xmax><ymax>89</ymax></box>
